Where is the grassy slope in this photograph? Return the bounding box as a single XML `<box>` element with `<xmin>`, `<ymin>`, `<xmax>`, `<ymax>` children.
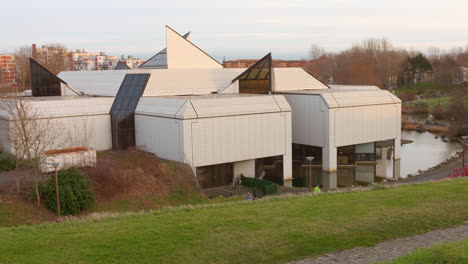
<box><xmin>384</xmin><ymin>239</ymin><xmax>467</xmax><ymax>264</ymax></box>
<box><xmin>0</xmin><ymin>179</ymin><xmax>467</xmax><ymax>264</ymax></box>
<box><xmin>0</xmin><ymin>193</ymin><xmax>55</xmax><ymax>227</ymax></box>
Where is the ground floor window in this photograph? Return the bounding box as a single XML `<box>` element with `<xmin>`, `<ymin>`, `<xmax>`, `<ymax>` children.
<box><xmin>337</xmin><ymin>145</ymin><xmax>355</xmax><ymax>165</ymax></box>
<box><xmin>196</xmin><ymin>163</ymin><xmax>233</xmax><ymax>189</ymax></box>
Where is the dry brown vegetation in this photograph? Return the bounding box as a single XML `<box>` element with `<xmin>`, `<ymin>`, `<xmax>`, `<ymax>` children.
<box><xmin>82</xmin><ymin>150</ymin><xmax>203</xmax><ymax>211</ymax></box>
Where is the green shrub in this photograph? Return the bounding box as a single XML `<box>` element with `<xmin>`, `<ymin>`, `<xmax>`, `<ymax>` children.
<box><xmin>0</xmin><ymin>153</ymin><xmax>15</xmax><ymax>172</ymax></box>
<box><xmin>40</xmin><ymin>168</ymin><xmax>94</xmax><ymax>215</ymax></box>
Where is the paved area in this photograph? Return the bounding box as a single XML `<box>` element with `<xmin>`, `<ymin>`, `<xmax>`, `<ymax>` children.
<box><xmin>288</xmin><ymin>223</ymin><xmax>468</xmax><ymax>264</ymax></box>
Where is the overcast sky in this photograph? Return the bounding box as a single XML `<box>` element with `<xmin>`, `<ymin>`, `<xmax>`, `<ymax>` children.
<box><xmin>2</xmin><ymin>0</ymin><xmax>468</xmax><ymax>60</ymax></box>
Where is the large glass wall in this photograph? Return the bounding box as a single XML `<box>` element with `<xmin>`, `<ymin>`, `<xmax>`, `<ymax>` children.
<box><xmin>30</xmin><ymin>58</ymin><xmax>64</xmax><ymax>96</ymax></box>
<box><xmin>110</xmin><ymin>74</ymin><xmax>150</xmax><ymax>150</ymax></box>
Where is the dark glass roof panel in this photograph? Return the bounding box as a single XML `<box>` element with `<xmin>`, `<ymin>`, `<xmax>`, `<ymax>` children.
<box><xmin>110</xmin><ymin>74</ymin><xmax>150</xmax><ymax>149</ymax></box>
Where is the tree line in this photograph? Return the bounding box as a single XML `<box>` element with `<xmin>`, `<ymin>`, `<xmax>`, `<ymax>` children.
<box><xmin>304</xmin><ymin>39</ymin><xmax>468</xmax><ymax>89</ymax></box>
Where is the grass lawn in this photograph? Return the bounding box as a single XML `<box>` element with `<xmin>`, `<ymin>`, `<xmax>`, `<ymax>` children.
<box><xmin>395</xmin><ymin>83</ymin><xmax>440</xmax><ymax>95</ymax></box>
<box><xmin>0</xmin><ymin>179</ymin><xmax>467</xmax><ymax>264</ymax></box>
<box><xmin>384</xmin><ymin>239</ymin><xmax>467</xmax><ymax>264</ymax></box>
<box><xmin>403</xmin><ymin>96</ymin><xmax>468</xmax><ymax>112</ymax></box>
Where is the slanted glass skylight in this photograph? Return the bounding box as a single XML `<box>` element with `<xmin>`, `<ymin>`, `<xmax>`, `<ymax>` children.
<box><xmin>233</xmin><ymin>53</ymin><xmax>272</xmax><ymax>94</ymax></box>
<box><xmin>110</xmin><ymin>74</ymin><xmax>150</xmax><ymax>150</ymax></box>
<box><xmin>30</xmin><ymin>58</ymin><xmax>67</xmax><ymax>96</ymax></box>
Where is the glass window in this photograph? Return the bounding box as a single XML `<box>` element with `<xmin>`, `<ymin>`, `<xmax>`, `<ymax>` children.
<box><xmin>110</xmin><ymin>74</ymin><xmax>150</xmax><ymax>150</ymax></box>
<box><xmin>234</xmin><ymin>53</ymin><xmax>272</xmax><ymax>94</ymax></box>
<box><xmin>337</xmin><ymin>145</ymin><xmax>355</xmax><ymax>165</ymax></box>
<box><xmin>30</xmin><ymin>58</ymin><xmax>65</xmax><ymax>97</ymax></box>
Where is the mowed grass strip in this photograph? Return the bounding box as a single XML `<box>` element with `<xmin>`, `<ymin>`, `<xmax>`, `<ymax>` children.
<box><xmin>0</xmin><ymin>179</ymin><xmax>467</xmax><ymax>264</ymax></box>
<box><xmin>383</xmin><ymin>239</ymin><xmax>468</xmax><ymax>264</ymax></box>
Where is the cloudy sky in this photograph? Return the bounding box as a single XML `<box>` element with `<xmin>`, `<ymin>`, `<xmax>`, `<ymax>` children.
<box><xmin>2</xmin><ymin>0</ymin><xmax>468</xmax><ymax>60</ymax></box>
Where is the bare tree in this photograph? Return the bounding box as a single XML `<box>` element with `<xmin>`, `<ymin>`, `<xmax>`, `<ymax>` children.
<box><xmin>1</xmin><ymin>96</ymin><xmax>60</xmax><ymax>203</ymax></box>
<box><xmin>13</xmin><ymin>46</ymin><xmax>32</xmax><ymax>91</ymax></box>
<box><xmin>310</xmin><ymin>44</ymin><xmax>325</xmax><ymax>60</ymax></box>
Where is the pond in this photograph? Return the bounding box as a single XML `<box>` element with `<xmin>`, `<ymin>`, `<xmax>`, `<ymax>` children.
<box><xmin>388</xmin><ymin>130</ymin><xmax>460</xmax><ymax>177</ymax></box>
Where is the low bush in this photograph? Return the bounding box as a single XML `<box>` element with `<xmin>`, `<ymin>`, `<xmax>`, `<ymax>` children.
<box><xmin>40</xmin><ymin>168</ymin><xmax>94</xmax><ymax>216</ymax></box>
<box><xmin>413</xmin><ymin>101</ymin><xmax>429</xmax><ymax>113</ymax></box>
<box><xmin>397</xmin><ymin>92</ymin><xmax>417</xmax><ymax>102</ymax></box>
<box><xmin>0</xmin><ymin>153</ymin><xmax>15</xmax><ymax>172</ymax></box>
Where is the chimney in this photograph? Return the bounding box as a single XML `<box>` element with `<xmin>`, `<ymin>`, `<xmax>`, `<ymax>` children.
<box><xmin>32</xmin><ymin>44</ymin><xmax>37</xmax><ymax>59</ymax></box>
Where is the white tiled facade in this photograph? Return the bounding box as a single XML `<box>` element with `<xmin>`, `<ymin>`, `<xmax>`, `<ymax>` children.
<box><xmin>282</xmin><ymin>90</ymin><xmax>401</xmax><ymax>176</ymax></box>
<box><xmin>0</xmin><ymin>97</ymin><xmax>114</xmax><ymax>154</ymax></box>
<box><xmin>135</xmin><ymin>94</ymin><xmax>293</xmax><ymax>182</ymax></box>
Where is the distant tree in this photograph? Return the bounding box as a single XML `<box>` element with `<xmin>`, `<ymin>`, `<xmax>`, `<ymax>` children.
<box><xmin>0</xmin><ymin>96</ymin><xmax>61</xmax><ymax>201</ymax></box>
<box><xmin>433</xmin><ymin>55</ymin><xmax>458</xmax><ymax>90</ymax></box>
<box><xmin>39</xmin><ymin>43</ymin><xmax>72</xmax><ymax>74</ymax></box>
<box><xmin>13</xmin><ymin>46</ymin><xmax>32</xmax><ymax>91</ymax></box>
<box><xmin>310</xmin><ymin>44</ymin><xmax>325</xmax><ymax>60</ymax></box>
<box><xmin>399</xmin><ymin>53</ymin><xmax>432</xmax><ymax>86</ymax></box>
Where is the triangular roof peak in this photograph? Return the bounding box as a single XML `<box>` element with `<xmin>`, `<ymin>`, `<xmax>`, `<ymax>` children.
<box><xmin>139</xmin><ymin>31</ymin><xmax>191</xmax><ymax>69</ymax></box>
<box><xmin>165</xmin><ymin>25</ymin><xmax>222</xmax><ymax>69</ymax></box>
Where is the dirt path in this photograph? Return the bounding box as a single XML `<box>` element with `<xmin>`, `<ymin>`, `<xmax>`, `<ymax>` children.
<box><xmin>288</xmin><ymin>223</ymin><xmax>468</xmax><ymax>264</ymax></box>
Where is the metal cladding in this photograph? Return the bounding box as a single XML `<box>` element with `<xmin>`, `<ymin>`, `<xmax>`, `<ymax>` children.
<box><xmin>110</xmin><ymin>74</ymin><xmax>150</xmax><ymax>150</ymax></box>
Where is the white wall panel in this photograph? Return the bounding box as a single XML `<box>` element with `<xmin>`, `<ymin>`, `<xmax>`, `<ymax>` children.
<box><xmin>190</xmin><ymin>113</ymin><xmax>288</xmax><ymax>167</ymax></box>
<box><xmin>334</xmin><ymin>104</ymin><xmax>399</xmax><ymax>147</ymax></box>
<box><xmin>234</xmin><ymin>159</ymin><xmax>255</xmax><ymax>180</ymax></box>
<box><xmin>50</xmin><ymin>115</ymin><xmax>112</xmax><ymax>151</ymax></box>
<box><xmin>284</xmin><ymin>94</ymin><xmax>325</xmax><ymax>147</ymax></box>
<box><xmin>0</xmin><ymin>119</ymin><xmax>11</xmax><ymax>152</ymax></box>
<box><xmin>135</xmin><ymin>115</ymin><xmax>184</xmax><ymax>163</ymax></box>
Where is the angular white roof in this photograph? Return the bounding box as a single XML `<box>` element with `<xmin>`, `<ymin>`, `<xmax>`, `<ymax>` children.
<box><xmin>329</xmin><ymin>85</ymin><xmax>381</xmax><ymax>91</ymax></box>
<box><xmin>166</xmin><ymin>26</ymin><xmax>223</xmax><ymax>69</ymax></box>
<box><xmin>280</xmin><ymin>89</ymin><xmax>401</xmax><ymax>108</ymax></box>
<box><xmin>273</xmin><ymin>68</ymin><xmax>328</xmax><ymax>91</ymax></box>
<box><xmin>58</xmin><ymin>70</ymin><xmax>128</xmax><ymax>97</ymax></box>
<box><xmin>135</xmin><ymin>94</ymin><xmax>290</xmax><ymax>120</ymax></box>
<box><xmin>0</xmin><ymin>96</ymin><xmax>114</xmax><ymax>119</ymax></box>
<box><xmin>143</xmin><ymin>68</ymin><xmax>244</xmax><ymax>96</ymax></box>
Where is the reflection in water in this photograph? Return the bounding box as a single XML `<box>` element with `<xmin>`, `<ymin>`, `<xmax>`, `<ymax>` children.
<box><xmin>387</xmin><ymin>131</ymin><xmax>459</xmax><ymax>177</ymax></box>
<box><xmin>264</xmin><ymin>130</ymin><xmax>459</xmax><ymax>190</ymax></box>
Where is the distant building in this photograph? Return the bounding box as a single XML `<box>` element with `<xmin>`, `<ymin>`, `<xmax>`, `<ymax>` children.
<box><xmin>0</xmin><ymin>54</ymin><xmax>17</xmax><ymax>91</ymax></box>
<box><xmin>224</xmin><ymin>59</ymin><xmax>308</xmax><ymax>68</ymax></box>
<box><xmin>457</xmin><ymin>66</ymin><xmax>468</xmax><ymax>83</ymax></box>
<box><xmin>33</xmin><ymin>44</ymin><xmax>144</xmax><ymax>71</ymax></box>
<box><xmin>32</xmin><ymin>44</ymin><xmax>74</xmax><ymax>71</ymax></box>
<box><xmin>72</xmin><ymin>50</ymin><xmax>144</xmax><ymax>71</ymax></box>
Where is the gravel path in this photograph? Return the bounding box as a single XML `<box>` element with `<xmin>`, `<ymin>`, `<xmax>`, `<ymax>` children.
<box><xmin>288</xmin><ymin>222</ymin><xmax>468</xmax><ymax>264</ymax></box>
